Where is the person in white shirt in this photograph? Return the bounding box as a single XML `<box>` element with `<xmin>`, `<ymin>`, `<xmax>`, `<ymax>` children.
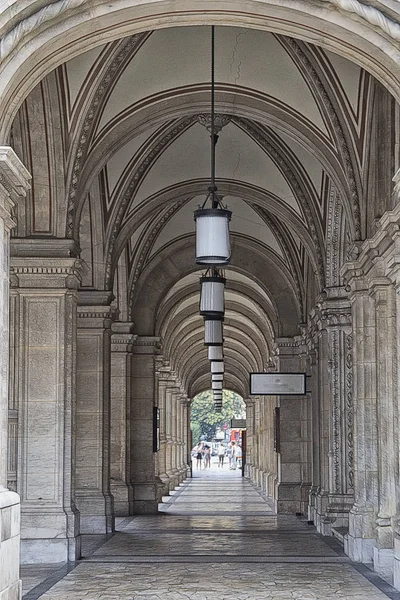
<box><xmin>217</xmin><ymin>442</ymin><xmax>226</xmax><ymax>467</ymax></box>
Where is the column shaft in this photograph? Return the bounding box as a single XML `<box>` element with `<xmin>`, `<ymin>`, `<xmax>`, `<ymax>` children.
<box><xmin>75</xmin><ymin>301</ymin><xmax>114</xmax><ymax>533</ymax></box>
<box><xmin>0</xmin><ymin>147</ymin><xmax>30</xmax><ymax>599</ymax></box>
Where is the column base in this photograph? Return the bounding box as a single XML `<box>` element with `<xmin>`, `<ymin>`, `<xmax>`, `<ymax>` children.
<box><xmin>0</xmin><ymin>491</ymin><xmax>21</xmax><ymax>600</ymax></box>
<box><xmin>21</xmin><ymin>505</ymin><xmax>80</xmax><ymax>561</ymax></box>
<box><xmin>393</xmin><ymin>538</ymin><xmax>400</xmax><ymax>591</ymax></box>
<box><xmin>315</xmin><ymin>493</ymin><xmax>353</xmax><ymax>535</ymax></box>
<box><xmin>132</xmin><ymin>484</ymin><xmax>158</xmax><ymax>514</ymax></box>
<box><xmin>348</xmin><ymin>534</ymin><xmax>376</xmax><ymax>562</ymax></box>
<box><xmin>75</xmin><ymin>491</ymin><xmax>114</xmax><ymax>534</ymax></box>
<box><xmin>373</xmin><ymin>547</ymin><xmax>394</xmax><ymax>582</ymax></box>
<box><xmin>0</xmin><ymin>580</ymin><xmax>21</xmax><ymax>600</ymax></box>
<box><xmin>348</xmin><ymin>504</ymin><xmax>376</xmax><ymax>562</ymax></box>
<box><xmin>110</xmin><ymin>480</ymin><xmax>133</xmax><ymax>517</ymax></box>
<box><xmin>274</xmin><ymin>482</ymin><xmax>301</xmax><ymax>514</ymax></box>
<box><xmin>20</xmin><ymin>536</ymin><xmax>81</xmax><ymax>564</ymax></box>
<box><xmin>307</xmin><ymin>486</ymin><xmax>319</xmax><ymax>523</ymax></box>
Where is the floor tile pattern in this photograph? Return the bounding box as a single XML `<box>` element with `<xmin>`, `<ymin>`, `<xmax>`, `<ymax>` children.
<box><xmin>22</xmin><ymin>462</ymin><xmax>399</xmax><ymax>599</ymax></box>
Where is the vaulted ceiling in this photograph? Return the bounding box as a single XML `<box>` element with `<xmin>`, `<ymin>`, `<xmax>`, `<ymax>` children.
<box><xmin>11</xmin><ymin>25</ymin><xmax>391</xmax><ymax>397</ymax></box>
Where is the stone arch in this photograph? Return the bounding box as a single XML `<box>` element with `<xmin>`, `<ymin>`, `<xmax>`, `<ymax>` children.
<box><xmin>2</xmin><ymin>0</ymin><xmax>400</xmax><ymax>145</ymax></box>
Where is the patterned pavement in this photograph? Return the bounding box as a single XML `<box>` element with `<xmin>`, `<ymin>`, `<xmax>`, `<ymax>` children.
<box><xmin>21</xmin><ymin>463</ymin><xmax>399</xmax><ymax>599</ymax></box>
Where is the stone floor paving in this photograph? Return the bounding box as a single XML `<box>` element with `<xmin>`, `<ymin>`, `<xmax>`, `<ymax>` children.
<box><xmin>21</xmin><ymin>462</ymin><xmax>400</xmax><ymax>599</ymax></box>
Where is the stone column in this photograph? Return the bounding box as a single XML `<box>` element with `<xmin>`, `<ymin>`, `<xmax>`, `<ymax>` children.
<box><xmin>315</xmin><ymin>327</ymin><xmax>330</xmax><ymax>529</ymax></box>
<box><xmin>371</xmin><ymin>280</ymin><xmax>397</xmax><ymax>578</ymax></box>
<box><xmin>244</xmin><ymin>400</ymin><xmax>254</xmax><ymax>479</ymax></box>
<box><xmin>156</xmin><ymin>366</ymin><xmax>171</xmax><ymax>494</ymax></box>
<box><xmin>171</xmin><ymin>387</ymin><xmax>179</xmax><ymax>480</ymax></box>
<box><xmin>110</xmin><ymin>322</ymin><xmax>135</xmax><ymax>516</ymax></box>
<box><xmin>0</xmin><ymin>148</ymin><xmax>30</xmax><ymax>599</ymax></box>
<box><xmin>274</xmin><ymin>337</ymin><xmax>311</xmax><ymax>514</ymax></box>
<box><xmin>10</xmin><ymin>255</ymin><xmax>82</xmax><ymax>563</ymax></box>
<box><xmin>346</xmin><ymin>276</ymin><xmax>378</xmax><ymax>562</ymax></box>
<box><xmin>181</xmin><ymin>397</ymin><xmax>190</xmax><ymax>476</ymax></box>
<box><xmin>313</xmin><ymin>290</ymin><xmax>355</xmax><ymax>535</ymax></box>
<box><xmin>165</xmin><ymin>385</ymin><xmax>173</xmax><ymax>480</ymax></box>
<box><xmin>75</xmin><ymin>292</ymin><xmax>114</xmax><ymax>533</ymax></box>
<box><xmin>130</xmin><ymin>336</ymin><xmax>161</xmax><ymax>513</ymax></box>
<box><xmin>307</xmin><ymin>347</ymin><xmax>320</xmax><ymax>523</ymax></box>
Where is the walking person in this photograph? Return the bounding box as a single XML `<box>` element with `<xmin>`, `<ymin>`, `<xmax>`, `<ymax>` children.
<box><xmin>195</xmin><ymin>443</ymin><xmax>203</xmax><ymax>470</ymax></box>
<box><xmin>203</xmin><ymin>445</ymin><xmax>211</xmax><ymax>469</ymax></box>
<box><xmin>217</xmin><ymin>442</ymin><xmax>226</xmax><ymax>467</ymax></box>
<box><xmin>230</xmin><ymin>440</ymin><xmax>237</xmax><ymax>470</ymax></box>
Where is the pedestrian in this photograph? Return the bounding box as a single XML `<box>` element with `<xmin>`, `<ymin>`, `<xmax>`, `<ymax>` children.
<box><xmin>203</xmin><ymin>445</ymin><xmax>211</xmax><ymax>469</ymax></box>
<box><xmin>195</xmin><ymin>443</ymin><xmax>203</xmax><ymax>470</ymax></box>
<box><xmin>230</xmin><ymin>440</ymin><xmax>237</xmax><ymax>470</ymax></box>
<box><xmin>217</xmin><ymin>442</ymin><xmax>226</xmax><ymax>467</ymax></box>
<box><xmin>226</xmin><ymin>442</ymin><xmax>233</xmax><ymax>469</ymax></box>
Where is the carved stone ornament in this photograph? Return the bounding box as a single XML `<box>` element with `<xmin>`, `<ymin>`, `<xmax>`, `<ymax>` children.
<box><xmin>197</xmin><ymin>114</ymin><xmax>231</xmax><ymax>133</ymax></box>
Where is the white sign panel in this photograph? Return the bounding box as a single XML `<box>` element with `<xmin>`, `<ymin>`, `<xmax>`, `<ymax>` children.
<box><xmin>250</xmin><ymin>373</ymin><xmax>306</xmax><ymax>396</ymax></box>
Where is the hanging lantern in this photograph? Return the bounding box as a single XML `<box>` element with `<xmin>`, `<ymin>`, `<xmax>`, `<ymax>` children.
<box><xmin>208</xmin><ymin>346</ymin><xmax>223</xmax><ymax>361</ymax></box>
<box><xmin>195</xmin><ymin>208</ymin><xmax>231</xmax><ymax>266</ymax></box>
<box><xmin>212</xmin><ymin>381</ymin><xmax>223</xmax><ymax>390</ymax></box>
<box><xmin>212</xmin><ymin>373</ymin><xmax>223</xmax><ymax>382</ymax></box>
<box><xmin>200</xmin><ymin>270</ymin><xmax>226</xmax><ymax>317</ymax></box>
<box><xmin>194</xmin><ymin>26</ymin><xmax>231</xmax><ymax>266</ymax></box>
<box><xmin>204</xmin><ymin>317</ymin><xmax>223</xmax><ymax>346</ymax></box>
<box><xmin>211</xmin><ymin>360</ymin><xmax>224</xmax><ymax>374</ymax></box>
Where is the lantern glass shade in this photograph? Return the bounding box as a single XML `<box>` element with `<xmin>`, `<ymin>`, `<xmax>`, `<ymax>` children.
<box><xmin>194</xmin><ymin>208</ymin><xmax>232</xmax><ymax>265</ymax></box>
<box><xmin>212</xmin><ymin>373</ymin><xmax>223</xmax><ymax>381</ymax></box>
<box><xmin>212</xmin><ymin>380</ymin><xmax>223</xmax><ymax>390</ymax></box>
<box><xmin>208</xmin><ymin>346</ymin><xmax>223</xmax><ymax>361</ymax></box>
<box><xmin>204</xmin><ymin>318</ymin><xmax>223</xmax><ymax>346</ymax></box>
<box><xmin>211</xmin><ymin>361</ymin><xmax>224</xmax><ymax>374</ymax></box>
<box><xmin>200</xmin><ymin>275</ymin><xmax>225</xmax><ymax>317</ymax></box>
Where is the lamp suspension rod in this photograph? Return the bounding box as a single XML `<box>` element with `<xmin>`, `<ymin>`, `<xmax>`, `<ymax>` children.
<box><xmin>210</xmin><ymin>25</ymin><xmax>217</xmax><ymax>208</ymax></box>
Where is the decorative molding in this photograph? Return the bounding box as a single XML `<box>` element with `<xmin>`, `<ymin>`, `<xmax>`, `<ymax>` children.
<box><xmin>1</xmin><ymin>0</ymin><xmax>88</xmax><ymax>59</ymax></box>
<box><xmin>345</xmin><ymin>331</ymin><xmax>354</xmax><ymax>492</ymax></box>
<box><xmin>330</xmin><ymin>328</ymin><xmax>341</xmax><ymax>493</ymax></box>
<box><xmin>77</xmin><ymin>305</ymin><xmax>113</xmax><ymax>320</ymax></box>
<box><xmin>10</xmin><ymin>257</ymin><xmax>83</xmax><ymax>288</ymax></box>
<box><xmin>2</xmin><ymin>0</ymin><xmax>400</xmax><ymax>65</ymax></box>
<box><xmin>322</xmin><ymin>0</ymin><xmax>400</xmax><ymax>41</ymax></box>
<box><xmin>127</xmin><ymin>199</ymin><xmax>186</xmax><ymax>315</ymax></box>
<box><xmin>283</xmin><ymin>38</ymin><xmax>361</xmax><ymax>240</ymax></box>
<box><xmin>234</xmin><ymin>117</ymin><xmax>325</xmax><ymax>289</ymax></box>
<box><xmin>105</xmin><ymin>115</ymin><xmax>196</xmax><ymax>287</ymax></box>
<box><xmin>326</xmin><ymin>184</ymin><xmax>342</xmax><ymax>287</ymax></box>
<box><xmin>197</xmin><ymin>113</ymin><xmax>231</xmax><ymax>133</ymax></box>
<box><xmin>66</xmin><ymin>34</ymin><xmax>148</xmax><ymax>237</ymax></box>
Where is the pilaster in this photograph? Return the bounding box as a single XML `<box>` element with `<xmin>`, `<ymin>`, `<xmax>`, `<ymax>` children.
<box><xmin>130</xmin><ymin>336</ymin><xmax>161</xmax><ymax>513</ymax></box>
<box><xmin>10</xmin><ymin>254</ymin><xmax>82</xmax><ymax>563</ymax></box>
<box><xmin>274</xmin><ymin>338</ymin><xmax>311</xmax><ymax>514</ymax></box>
<box><xmin>75</xmin><ymin>292</ymin><xmax>115</xmax><ymax>533</ymax></box>
<box><xmin>110</xmin><ymin>322</ymin><xmax>136</xmax><ymax>516</ymax></box>
<box><xmin>0</xmin><ymin>147</ymin><xmax>30</xmax><ymax>599</ymax></box>
<box><xmin>311</xmin><ymin>289</ymin><xmax>355</xmax><ymax>535</ymax></box>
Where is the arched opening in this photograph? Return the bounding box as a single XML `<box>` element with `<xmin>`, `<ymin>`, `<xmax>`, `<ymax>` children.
<box><xmin>1</xmin><ymin>4</ymin><xmax>400</xmax><ymax>598</ymax></box>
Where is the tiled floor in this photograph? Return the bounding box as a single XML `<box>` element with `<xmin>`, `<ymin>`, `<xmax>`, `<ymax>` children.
<box><xmin>21</xmin><ymin>462</ymin><xmax>400</xmax><ymax>599</ymax></box>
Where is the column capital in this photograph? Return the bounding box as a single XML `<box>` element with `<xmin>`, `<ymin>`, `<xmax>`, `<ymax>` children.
<box><xmin>11</xmin><ymin>238</ymin><xmax>80</xmax><ymax>258</ymax></box>
<box><xmin>0</xmin><ymin>147</ymin><xmax>31</xmax><ymax>232</ymax></box>
<box><xmin>133</xmin><ymin>335</ymin><xmax>162</xmax><ymax>355</ymax></box>
<box><xmin>10</xmin><ymin>257</ymin><xmax>83</xmax><ymax>289</ymax></box>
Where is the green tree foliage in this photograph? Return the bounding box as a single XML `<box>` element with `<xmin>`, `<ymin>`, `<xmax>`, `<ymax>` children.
<box><xmin>190</xmin><ymin>390</ymin><xmax>245</xmax><ymax>444</ymax></box>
